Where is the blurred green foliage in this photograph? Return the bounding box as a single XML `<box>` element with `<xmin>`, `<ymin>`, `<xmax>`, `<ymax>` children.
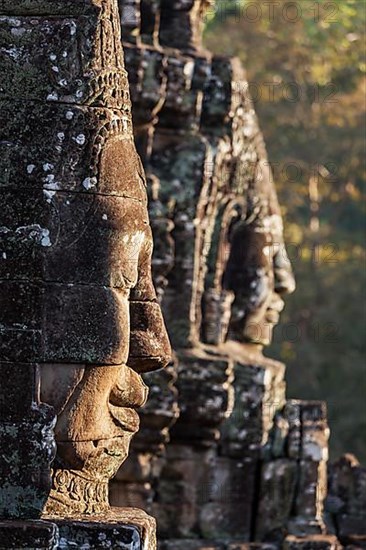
<box><xmin>205</xmin><ymin>0</ymin><xmax>366</xmax><ymax>462</ymax></box>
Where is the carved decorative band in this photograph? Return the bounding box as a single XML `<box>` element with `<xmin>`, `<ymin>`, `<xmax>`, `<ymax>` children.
<box><xmin>46</xmin><ymin>469</ymin><xmax>109</xmax><ymax>515</ymax></box>
<box><xmin>87</xmin><ymin>69</ymin><xmax>132</xmax><ymax>112</ymax></box>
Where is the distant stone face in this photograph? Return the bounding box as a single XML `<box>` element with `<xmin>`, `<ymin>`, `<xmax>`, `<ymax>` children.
<box><xmin>0</xmin><ymin>0</ymin><xmax>171</xmax><ymax>518</ymax></box>
<box><xmin>105</xmin><ymin>4</ymin><xmax>361</xmax><ymax>550</ymax></box>
<box><xmin>108</xmin><ymin>5</ymin><xmax>339</xmax><ymax>550</ymax></box>
<box><xmin>0</xmin><ymin>3</ymin><xmax>343</xmax><ymax>549</ymax></box>
<box><xmin>116</xmin><ymin>9</ymin><xmax>296</xmax><ymax>352</ymax></box>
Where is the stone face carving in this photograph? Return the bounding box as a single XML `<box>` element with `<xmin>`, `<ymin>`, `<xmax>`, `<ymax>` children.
<box><xmin>196</xmin><ymin>54</ymin><xmax>296</xmax><ymax>349</ymax></box>
<box><xmin>0</xmin><ymin>2</ymin><xmax>353</xmax><ymax>549</ymax></box>
<box><xmin>222</xmin><ymin>167</ymin><xmax>296</xmax><ymax>348</ymax></box>
<box><xmin>112</xmin><ymin>0</ymin><xmax>295</xmax><ymax>531</ymax></box>
<box><xmin>0</xmin><ymin>0</ymin><xmax>171</xmax><ymax>521</ymax></box>
<box><xmin>117</xmin><ymin>0</ymin><xmax>294</xmax><ymax>425</ymax></box>
<box><xmin>109</xmin><ymin>3</ymin><xmax>343</xmax><ymax>550</ymax></box>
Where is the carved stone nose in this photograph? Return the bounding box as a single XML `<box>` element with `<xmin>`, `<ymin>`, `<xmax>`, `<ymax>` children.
<box><xmin>128</xmin><ymin>300</ymin><xmax>172</xmax><ymax>373</ymax></box>
<box><xmin>109</xmin><ymin>365</ymin><xmax>149</xmax><ymax>408</ymax></box>
<box><xmin>273</xmin><ymin>247</ymin><xmax>296</xmax><ymax>295</ymax></box>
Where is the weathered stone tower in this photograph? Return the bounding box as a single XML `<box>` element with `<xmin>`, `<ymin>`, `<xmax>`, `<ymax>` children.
<box><xmin>110</xmin><ymin>2</ymin><xmax>353</xmax><ymax>549</ymax></box>
<box><xmin>0</xmin><ymin>0</ymin><xmax>170</xmax><ymax>547</ymax></box>
<box><xmin>0</xmin><ymin>1</ymin><xmax>364</xmax><ymax>549</ymax></box>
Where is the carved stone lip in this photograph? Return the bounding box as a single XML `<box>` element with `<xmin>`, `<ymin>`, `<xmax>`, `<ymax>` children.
<box><xmin>127</xmin><ymin>354</ymin><xmax>172</xmax><ymax>373</ymax></box>
<box><xmin>265</xmin><ymin>309</ymin><xmax>280</xmax><ymax>324</ymax></box>
<box><xmin>109</xmin><ymin>404</ymin><xmax>140</xmax><ymax>433</ymax></box>
<box><xmin>110</xmin><ymin>369</ymin><xmax>149</xmax><ymax>408</ymax></box>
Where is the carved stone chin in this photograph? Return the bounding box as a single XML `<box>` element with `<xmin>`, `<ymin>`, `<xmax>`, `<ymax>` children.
<box><xmin>45</xmin><ymin>438</ymin><xmax>132</xmax><ymax>516</ymax></box>
<box><xmin>41</xmin><ymin>361</ymin><xmax>154</xmax><ymax>514</ymax></box>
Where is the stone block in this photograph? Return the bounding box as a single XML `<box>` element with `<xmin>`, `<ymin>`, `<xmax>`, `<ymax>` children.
<box><xmin>0</xmin><ymin>520</ymin><xmax>58</xmax><ymax>550</ymax></box>
<box><xmin>343</xmin><ymin>536</ymin><xmax>366</xmax><ymax>549</ymax></box>
<box><xmin>119</xmin><ymin>0</ymin><xmax>141</xmax><ymax>43</ymax></box>
<box><xmin>301</xmin><ymin>402</ymin><xmax>329</xmax><ymax>463</ymax></box>
<box><xmin>220</xmin><ymin>349</ymin><xmax>286</xmax><ymax>459</ymax></box>
<box><xmin>301</xmin><ymin>401</ymin><xmax>327</xmax><ymax>424</ymax></box>
<box><xmin>0</xmin><ymin>1</ymin><xmax>101</xmax><ymax>16</ymax></box>
<box><xmin>160</xmin><ymin>541</ymin><xmax>225</xmax><ymax>550</ymax></box>
<box><xmin>51</xmin><ymin>508</ymin><xmax>156</xmax><ymax>549</ymax></box>
<box><xmin>0</xmin><ymin>103</ymin><xmax>138</xmax><ymax>195</ymax></box>
<box><xmin>202</xmin><ymin>56</ymin><xmax>235</xmax><ymax>129</ymax></box>
<box><xmin>0</xmin><ymin>360</ymin><xmax>55</xmax><ymax>521</ymax></box>
<box><xmin>157</xmin><ymin>55</ymin><xmax>204</xmax><ymax>128</ymax></box>
<box><xmin>124</xmin><ymin>44</ymin><xmax>167</xmax><ymax>124</ymax></box>
<box><xmin>140</xmin><ymin>0</ymin><xmax>162</xmax><ymax>45</ymax></box>
<box><xmin>109</xmin><ymin>480</ymin><xmax>153</xmax><ymax>510</ymax></box>
<box><xmin>338</xmin><ymin>514</ymin><xmax>366</xmax><ymax>537</ymax></box>
<box><xmin>284</xmin><ymin>535</ymin><xmax>342</xmax><ymax>549</ymax></box>
<box><xmin>255</xmin><ymin>459</ymin><xmax>297</xmax><ymax>541</ymax></box>
<box><xmin>0</xmin><ymin>362</ymin><xmax>38</xmax><ymax>418</ymax></box>
<box><xmin>0</xmin><ymin>12</ymin><xmax>128</xmax><ymax>109</ymax></box>
<box><xmin>289</xmin><ymin>460</ymin><xmax>327</xmax><ymax>536</ymax></box>
<box><xmin>154</xmin><ymin>445</ymin><xmax>216</xmax><ymax>538</ymax></box>
<box><xmin>0</xmin><ymin>403</ymin><xmax>56</xmax><ymax>519</ymax></box>
<box><xmin>0</xmin><ymin>189</ymin><xmax>148</xmax><ymax>284</ymax></box>
<box><xmin>0</xmin><ymin>281</ymin><xmax>130</xmax><ymax>364</ymax></box>
<box><xmin>170</xmin><ymin>352</ymin><xmax>234</xmax><ymax>447</ymax></box>
<box><xmin>327</xmin><ymin>454</ymin><xmax>366</xmax><ymax>519</ymax></box>
<box><xmin>160</xmin><ymin>542</ymin><xmax>277</xmax><ymax>550</ymax></box>
<box><xmin>283</xmin><ymin>401</ymin><xmax>302</xmax><ymax>459</ymax></box>
<box><xmin>199</xmin><ymin>457</ymin><xmax>256</xmax><ymax>540</ymax></box>
<box><xmin>159</xmin><ymin>0</ymin><xmax>206</xmax><ymax>52</ymax></box>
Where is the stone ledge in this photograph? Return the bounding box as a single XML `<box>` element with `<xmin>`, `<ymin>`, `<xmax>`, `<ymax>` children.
<box><xmin>45</xmin><ymin>507</ymin><xmax>156</xmax><ymax>550</ymax></box>
<box><xmin>284</xmin><ymin>535</ymin><xmax>342</xmax><ymax>549</ymax></box>
<box><xmin>0</xmin><ymin>520</ymin><xmax>58</xmax><ymax>550</ymax></box>
<box><xmin>160</xmin><ymin>541</ymin><xmax>277</xmax><ymax>550</ymax></box>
